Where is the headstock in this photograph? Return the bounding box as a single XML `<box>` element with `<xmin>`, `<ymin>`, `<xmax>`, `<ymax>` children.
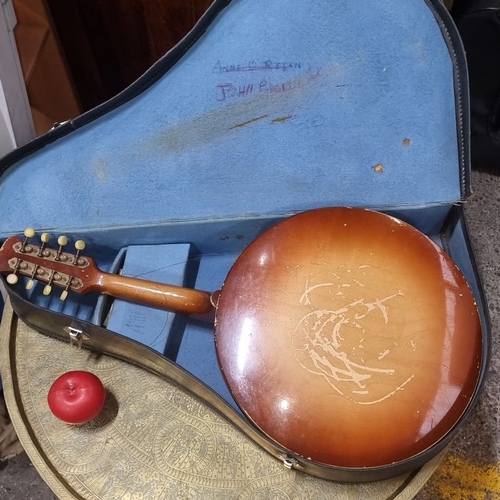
<box><xmin>0</xmin><ymin>229</ymin><xmax>99</xmax><ymax>300</ymax></box>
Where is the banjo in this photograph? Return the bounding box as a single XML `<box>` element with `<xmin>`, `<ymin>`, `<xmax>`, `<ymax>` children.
<box><xmin>0</xmin><ymin>207</ymin><xmax>482</xmax><ymax>472</ymax></box>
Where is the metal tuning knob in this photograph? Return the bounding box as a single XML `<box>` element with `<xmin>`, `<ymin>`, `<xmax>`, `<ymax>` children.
<box><xmin>20</xmin><ymin>228</ymin><xmax>35</xmax><ymax>252</ymax></box>
<box><xmin>43</xmin><ymin>270</ymin><xmax>55</xmax><ymax>295</ymax></box>
<box><xmin>74</xmin><ymin>240</ymin><xmax>86</xmax><ymax>265</ymax></box>
<box><xmin>26</xmin><ymin>266</ymin><xmax>38</xmax><ymax>290</ymax></box>
<box><xmin>6</xmin><ymin>273</ymin><xmax>19</xmax><ymax>285</ymax></box>
<box><xmin>55</xmin><ymin>235</ymin><xmax>68</xmax><ymax>261</ymax></box>
<box><xmin>60</xmin><ymin>277</ymin><xmax>74</xmax><ymax>301</ymax></box>
<box><xmin>6</xmin><ymin>258</ymin><xmax>22</xmax><ymax>284</ymax></box>
<box><xmin>37</xmin><ymin>232</ymin><xmax>50</xmax><ymax>256</ymax></box>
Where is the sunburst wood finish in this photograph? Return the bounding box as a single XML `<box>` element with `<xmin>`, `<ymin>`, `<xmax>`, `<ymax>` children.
<box><xmin>0</xmin><ymin>207</ymin><xmax>482</xmax><ymax>470</ymax></box>
<box><xmin>215</xmin><ymin>208</ymin><xmax>482</xmax><ymax>468</ymax></box>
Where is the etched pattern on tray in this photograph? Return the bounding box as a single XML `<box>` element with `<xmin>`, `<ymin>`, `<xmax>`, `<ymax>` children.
<box><xmin>0</xmin><ymin>302</ymin><xmax>444</xmax><ymax>499</ymax></box>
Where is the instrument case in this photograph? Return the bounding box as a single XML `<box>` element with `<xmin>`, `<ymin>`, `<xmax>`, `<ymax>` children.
<box><xmin>0</xmin><ymin>0</ymin><xmax>490</xmax><ymax>486</ymax></box>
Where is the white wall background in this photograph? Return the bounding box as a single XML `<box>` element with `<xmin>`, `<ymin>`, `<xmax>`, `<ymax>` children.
<box><xmin>0</xmin><ymin>77</ymin><xmax>16</xmax><ymax>157</ymax></box>
<box><xmin>0</xmin><ymin>0</ymin><xmax>35</xmax><ymax>158</ymax></box>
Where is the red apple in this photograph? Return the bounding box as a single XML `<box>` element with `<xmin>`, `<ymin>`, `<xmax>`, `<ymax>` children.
<box><xmin>48</xmin><ymin>371</ymin><xmax>106</xmax><ymax>425</ymax></box>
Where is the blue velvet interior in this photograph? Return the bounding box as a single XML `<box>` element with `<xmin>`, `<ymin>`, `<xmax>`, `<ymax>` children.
<box><xmin>98</xmin><ymin>243</ymin><xmax>191</xmax><ymax>353</ymax></box>
<box><xmin>93</xmin><ymin>245</ymin><xmax>241</xmax><ymax>410</ymax></box>
<box><xmin>0</xmin><ymin>0</ymin><xmax>460</xmax><ymax>239</ymax></box>
<box><xmin>178</xmin><ymin>252</ymin><xmax>241</xmax><ymax>411</ymax></box>
<box><xmin>0</xmin><ymin>0</ymin><xmax>467</xmax><ymax>405</ymax></box>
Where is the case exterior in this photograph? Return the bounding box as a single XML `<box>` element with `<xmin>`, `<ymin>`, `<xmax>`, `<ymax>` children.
<box><xmin>0</xmin><ymin>0</ymin><xmax>490</xmax><ymax>486</ymax></box>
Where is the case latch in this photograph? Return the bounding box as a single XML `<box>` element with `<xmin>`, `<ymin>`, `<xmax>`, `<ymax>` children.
<box><xmin>282</xmin><ymin>455</ymin><xmax>304</xmax><ymax>470</ymax></box>
<box><xmin>63</xmin><ymin>326</ymin><xmax>90</xmax><ymax>349</ymax></box>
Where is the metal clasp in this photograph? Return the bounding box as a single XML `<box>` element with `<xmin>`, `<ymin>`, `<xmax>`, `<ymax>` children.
<box><xmin>63</xmin><ymin>326</ymin><xmax>90</xmax><ymax>349</ymax></box>
<box><xmin>283</xmin><ymin>456</ymin><xmax>297</xmax><ymax>469</ymax></box>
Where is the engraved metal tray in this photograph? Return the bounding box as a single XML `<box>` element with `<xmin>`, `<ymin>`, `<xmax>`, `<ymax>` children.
<box><xmin>0</xmin><ymin>299</ymin><xmax>445</xmax><ymax>499</ymax></box>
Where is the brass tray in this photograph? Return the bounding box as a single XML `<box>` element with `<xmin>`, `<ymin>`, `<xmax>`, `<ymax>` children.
<box><xmin>0</xmin><ymin>299</ymin><xmax>445</xmax><ymax>499</ymax></box>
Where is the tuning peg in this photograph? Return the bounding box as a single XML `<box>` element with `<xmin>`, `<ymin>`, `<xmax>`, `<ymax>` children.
<box><xmin>37</xmin><ymin>232</ymin><xmax>50</xmax><ymax>256</ymax></box>
<box><xmin>74</xmin><ymin>240</ymin><xmax>86</xmax><ymax>265</ymax></box>
<box><xmin>43</xmin><ymin>270</ymin><xmax>55</xmax><ymax>295</ymax></box>
<box><xmin>6</xmin><ymin>273</ymin><xmax>19</xmax><ymax>285</ymax></box>
<box><xmin>55</xmin><ymin>235</ymin><xmax>68</xmax><ymax>261</ymax></box>
<box><xmin>26</xmin><ymin>263</ymin><xmax>40</xmax><ymax>290</ymax></box>
<box><xmin>20</xmin><ymin>228</ymin><xmax>35</xmax><ymax>252</ymax></box>
<box><xmin>6</xmin><ymin>258</ymin><xmax>21</xmax><ymax>284</ymax></box>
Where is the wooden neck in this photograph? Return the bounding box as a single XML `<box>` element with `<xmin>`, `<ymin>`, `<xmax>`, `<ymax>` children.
<box><xmin>96</xmin><ymin>272</ymin><xmax>216</xmax><ymax>316</ymax></box>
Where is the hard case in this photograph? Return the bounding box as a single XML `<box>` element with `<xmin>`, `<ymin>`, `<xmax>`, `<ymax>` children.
<box><xmin>0</xmin><ymin>0</ymin><xmax>490</xmax><ymax>488</ymax></box>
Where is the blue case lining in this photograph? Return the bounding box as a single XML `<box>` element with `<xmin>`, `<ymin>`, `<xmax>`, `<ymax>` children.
<box><xmin>100</xmin><ymin>244</ymin><xmax>191</xmax><ymax>354</ymax></box>
<box><xmin>0</xmin><ymin>0</ymin><xmax>461</xmax><ymax>239</ymax></box>
<box><xmin>0</xmin><ymin>0</ymin><xmax>471</xmax><ymax>407</ymax></box>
